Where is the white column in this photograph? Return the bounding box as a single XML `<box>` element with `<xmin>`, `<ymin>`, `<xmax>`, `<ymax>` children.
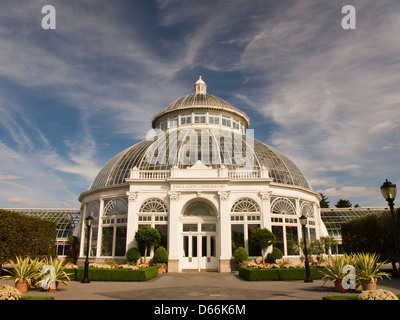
<box><xmin>126</xmin><ymin>191</ymin><xmax>139</xmax><ymax>250</ymax></box>
<box><xmin>167</xmin><ymin>191</ymin><xmax>181</xmax><ymax>272</ymax></box>
<box><xmin>218</xmin><ymin>191</ymin><xmax>231</xmax><ymax>272</ymax></box>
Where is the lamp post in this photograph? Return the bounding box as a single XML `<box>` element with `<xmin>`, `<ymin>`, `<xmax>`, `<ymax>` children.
<box><xmin>81</xmin><ymin>214</ymin><xmax>94</xmax><ymax>284</ymax></box>
<box><xmin>380</xmin><ymin>179</ymin><xmax>400</xmax><ymax>273</ymax></box>
<box><xmin>299</xmin><ymin>214</ymin><xmax>313</xmax><ymax>283</ymax></box>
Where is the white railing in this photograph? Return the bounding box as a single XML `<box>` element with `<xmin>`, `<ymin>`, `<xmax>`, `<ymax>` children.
<box><xmin>228</xmin><ymin>170</ymin><xmax>260</xmax><ymax>179</ymax></box>
<box><xmin>138</xmin><ymin>170</ymin><xmax>171</xmax><ymax>179</ymax></box>
<box><xmin>129</xmin><ymin>165</ymin><xmax>269</xmax><ymax>180</ymax></box>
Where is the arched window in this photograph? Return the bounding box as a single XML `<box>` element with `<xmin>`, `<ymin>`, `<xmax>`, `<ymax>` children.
<box><xmin>231</xmin><ymin>198</ymin><xmax>260</xmax><ymax>213</ymax></box>
<box><xmin>101</xmin><ymin>198</ymin><xmax>128</xmax><ymax>258</ymax></box>
<box><xmin>300</xmin><ymin>201</ymin><xmax>314</xmax><ymax>218</ymax></box>
<box><xmin>184</xmin><ymin>201</ymin><xmax>214</xmax><ymax>216</ymax></box>
<box><xmin>104</xmin><ymin>198</ymin><xmax>128</xmax><ymax>216</ymax></box>
<box><xmin>138</xmin><ymin>198</ymin><xmax>168</xmax><ymax>252</ymax></box>
<box><xmin>140</xmin><ymin>198</ymin><xmax>168</xmax><ymax>213</ymax></box>
<box><xmin>271</xmin><ymin>198</ymin><xmax>296</xmax><ymax>215</ymax></box>
<box><xmin>270</xmin><ymin>197</ymin><xmax>299</xmax><ymax>256</ymax></box>
<box><xmin>230</xmin><ymin>198</ymin><xmax>261</xmax><ymax>256</ymax></box>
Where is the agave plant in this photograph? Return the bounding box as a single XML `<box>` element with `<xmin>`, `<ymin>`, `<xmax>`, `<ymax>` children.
<box><xmin>354</xmin><ymin>252</ymin><xmax>390</xmax><ymax>282</ymax></box>
<box><xmin>37</xmin><ymin>256</ymin><xmax>71</xmax><ymax>289</ymax></box>
<box><xmin>319</xmin><ymin>254</ymin><xmax>351</xmax><ymax>283</ymax></box>
<box><xmin>0</xmin><ymin>256</ymin><xmax>41</xmax><ymax>285</ymax></box>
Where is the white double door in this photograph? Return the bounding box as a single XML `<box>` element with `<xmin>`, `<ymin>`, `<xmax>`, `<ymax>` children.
<box><xmin>181</xmin><ymin>222</ymin><xmax>218</xmax><ymax>271</ymax></box>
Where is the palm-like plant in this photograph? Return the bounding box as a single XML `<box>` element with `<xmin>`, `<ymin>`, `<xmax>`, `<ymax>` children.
<box><xmin>354</xmin><ymin>252</ymin><xmax>390</xmax><ymax>282</ymax></box>
<box><xmin>38</xmin><ymin>256</ymin><xmax>71</xmax><ymax>288</ymax></box>
<box><xmin>319</xmin><ymin>254</ymin><xmax>350</xmax><ymax>283</ymax></box>
<box><xmin>0</xmin><ymin>256</ymin><xmax>41</xmax><ymax>286</ymax></box>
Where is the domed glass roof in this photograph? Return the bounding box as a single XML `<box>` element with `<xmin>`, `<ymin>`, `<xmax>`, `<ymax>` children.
<box><xmin>88</xmin><ymin>76</ymin><xmax>311</xmax><ymax>191</ymax></box>
<box><xmin>89</xmin><ymin>131</ymin><xmax>311</xmax><ymax>191</ymax></box>
<box><xmin>151</xmin><ymin>75</ymin><xmax>250</xmax><ymax>127</ymax></box>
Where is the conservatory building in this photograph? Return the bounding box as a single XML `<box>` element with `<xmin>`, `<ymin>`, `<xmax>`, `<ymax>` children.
<box><xmin>78</xmin><ymin>76</ymin><xmax>328</xmax><ymax>272</ymax></box>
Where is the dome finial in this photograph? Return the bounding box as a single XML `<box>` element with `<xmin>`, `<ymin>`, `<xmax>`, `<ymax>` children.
<box><xmin>194</xmin><ymin>74</ymin><xmax>207</xmax><ymax>94</ymax></box>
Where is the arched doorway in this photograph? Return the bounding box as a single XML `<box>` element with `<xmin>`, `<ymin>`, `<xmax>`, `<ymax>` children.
<box><xmin>181</xmin><ymin>200</ymin><xmax>218</xmax><ymax>271</ymax></box>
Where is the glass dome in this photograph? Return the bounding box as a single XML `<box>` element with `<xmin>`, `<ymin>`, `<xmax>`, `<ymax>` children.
<box><xmin>89</xmin><ymin>132</ymin><xmax>311</xmax><ymax>191</ymax></box>
<box><xmin>88</xmin><ymin>76</ymin><xmax>311</xmax><ymax>191</ymax></box>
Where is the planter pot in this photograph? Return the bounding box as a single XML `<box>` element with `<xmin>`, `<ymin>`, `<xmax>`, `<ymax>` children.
<box><xmin>157</xmin><ymin>266</ymin><xmax>165</xmax><ymax>274</ymax></box>
<box><xmin>360</xmin><ymin>279</ymin><xmax>377</xmax><ymax>291</ymax></box>
<box><xmin>334</xmin><ymin>280</ymin><xmax>348</xmax><ymax>293</ymax></box>
<box><xmin>48</xmin><ymin>281</ymin><xmax>58</xmax><ymax>292</ymax></box>
<box><xmin>15</xmin><ymin>279</ymin><xmax>29</xmax><ymax>294</ymax></box>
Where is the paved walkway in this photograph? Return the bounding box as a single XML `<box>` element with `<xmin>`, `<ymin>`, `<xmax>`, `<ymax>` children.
<box><xmin>2</xmin><ymin>273</ymin><xmax>400</xmax><ymax>300</ymax></box>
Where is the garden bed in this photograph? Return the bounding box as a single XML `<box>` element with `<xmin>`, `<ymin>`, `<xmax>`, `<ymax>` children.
<box><xmin>239</xmin><ymin>266</ymin><xmax>325</xmax><ymax>281</ymax></box>
<box><xmin>69</xmin><ymin>266</ymin><xmax>158</xmax><ymax>282</ymax></box>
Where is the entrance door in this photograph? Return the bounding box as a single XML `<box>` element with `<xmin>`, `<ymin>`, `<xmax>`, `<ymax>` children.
<box><xmin>182</xmin><ymin>223</ymin><xmax>218</xmax><ymax>271</ymax></box>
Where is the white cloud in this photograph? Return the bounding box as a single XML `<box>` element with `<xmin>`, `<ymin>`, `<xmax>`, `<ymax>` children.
<box><xmin>316</xmin><ymin>164</ymin><xmax>361</xmax><ymax>172</ymax></box>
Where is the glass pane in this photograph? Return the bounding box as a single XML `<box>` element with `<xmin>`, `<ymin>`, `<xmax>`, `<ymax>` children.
<box><xmin>155</xmin><ymin>225</ymin><xmax>168</xmax><ymax>250</ymax></box>
<box><xmin>202</xmin><ymin>236</ymin><xmax>207</xmax><ymax>257</ymax></box>
<box><xmin>286</xmin><ymin>226</ymin><xmax>300</xmax><ymax>255</ymax></box>
<box><xmin>309</xmin><ymin>228</ymin><xmax>316</xmax><ymax>240</ymax></box>
<box><xmin>101</xmin><ymin>227</ymin><xmax>114</xmax><ymax>256</ymax></box>
<box><xmin>272</xmin><ymin>226</ymin><xmax>284</xmax><ymax>254</ymax></box>
<box><xmin>192</xmin><ymin>236</ymin><xmax>198</xmax><ymax>257</ymax></box>
<box><xmin>115</xmin><ymin>226</ymin><xmax>127</xmax><ymax>256</ymax></box>
<box><xmin>201</xmin><ymin>224</ymin><xmax>216</xmax><ymax>232</ymax></box>
<box><xmin>231</xmin><ymin>224</ymin><xmax>244</xmax><ymax>254</ymax></box>
<box><xmin>248</xmin><ymin>224</ymin><xmax>260</xmax><ymax>256</ymax></box>
<box><xmin>183</xmin><ymin>224</ymin><xmax>198</xmax><ymax>232</ymax></box>
<box><xmin>210</xmin><ymin>236</ymin><xmax>216</xmax><ymax>257</ymax></box>
<box><xmin>183</xmin><ymin>236</ymin><xmax>189</xmax><ymax>257</ymax></box>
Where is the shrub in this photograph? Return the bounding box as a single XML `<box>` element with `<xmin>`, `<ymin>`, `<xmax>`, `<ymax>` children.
<box><xmin>153</xmin><ymin>246</ymin><xmax>169</xmax><ymax>264</ymax></box>
<box><xmin>0</xmin><ymin>210</ymin><xmax>56</xmax><ymax>264</ymax></box>
<box><xmin>73</xmin><ymin>266</ymin><xmax>158</xmax><ymax>282</ymax></box>
<box><xmin>233</xmin><ymin>247</ymin><xmax>249</xmax><ymax>266</ymax></box>
<box><xmin>126</xmin><ymin>247</ymin><xmax>141</xmax><ymax>265</ymax></box>
<box><xmin>266</xmin><ymin>247</ymin><xmax>283</xmax><ymax>263</ymax></box>
<box><xmin>239</xmin><ymin>267</ymin><xmax>324</xmax><ymax>281</ymax></box>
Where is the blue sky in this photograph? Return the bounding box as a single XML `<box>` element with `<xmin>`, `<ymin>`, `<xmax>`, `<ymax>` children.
<box><xmin>0</xmin><ymin>0</ymin><xmax>399</xmax><ymax>208</ymax></box>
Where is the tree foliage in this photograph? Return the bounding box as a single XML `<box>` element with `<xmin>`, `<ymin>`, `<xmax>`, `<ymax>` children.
<box><xmin>134</xmin><ymin>226</ymin><xmax>161</xmax><ymax>264</ymax></box>
<box><xmin>249</xmin><ymin>227</ymin><xmax>276</xmax><ymax>264</ymax></box>
<box><xmin>335</xmin><ymin>199</ymin><xmax>352</xmax><ymax>208</ymax></box>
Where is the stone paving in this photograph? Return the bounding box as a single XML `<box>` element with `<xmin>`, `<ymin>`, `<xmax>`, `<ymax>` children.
<box><xmin>2</xmin><ymin>272</ymin><xmax>400</xmax><ymax>300</ymax></box>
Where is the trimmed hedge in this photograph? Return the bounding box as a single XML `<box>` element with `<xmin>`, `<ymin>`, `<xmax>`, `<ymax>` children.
<box><xmin>239</xmin><ymin>267</ymin><xmax>325</xmax><ymax>281</ymax></box>
<box><xmin>71</xmin><ymin>266</ymin><xmax>158</xmax><ymax>282</ymax></box>
<box><xmin>0</xmin><ymin>209</ymin><xmax>57</xmax><ymax>264</ymax></box>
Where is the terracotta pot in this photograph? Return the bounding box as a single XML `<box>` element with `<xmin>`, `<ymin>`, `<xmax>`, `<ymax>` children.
<box><xmin>157</xmin><ymin>266</ymin><xmax>165</xmax><ymax>274</ymax></box>
<box><xmin>15</xmin><ymin>279</ymin><xmax>29</xmax><ymax>294</ymax></box>
<box><xmin>360</xmin><ymin>279</ymin><xmax>377</xmax><ymax>291</ymax></box>
<box><xmin>334</xmin><ymin>280</ymin><xmax>348</xmax><ymax>293</ymax></box>
<box><xmin>48</xmin><ymin>281</ymin><xmax>58</xmax><ymax>292</ymax></box>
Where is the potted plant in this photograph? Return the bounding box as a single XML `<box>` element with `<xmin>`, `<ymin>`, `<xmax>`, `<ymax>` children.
<box><xmin>319</xmin><ymin>254</ymin><xmax>351</xmax><ymax>293</ymax></box>
<box><xmin>37</xmin><ymin>256</ymin><xmax>71</xmax><ymax>292</ymax></box>
<box><xmin>0</xmin><ymin>256</ymin><xmax>40</xmax><ymax>294</ymax></box>
<box><xmin>354</xmin><ymin>252</ymin><xmax>390</xmax><ymax>290</ymax></box>
<box><xmin>153</xmin><ymin>246</ymin><xmax>169</xmax><ymax>274</ymax></box>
